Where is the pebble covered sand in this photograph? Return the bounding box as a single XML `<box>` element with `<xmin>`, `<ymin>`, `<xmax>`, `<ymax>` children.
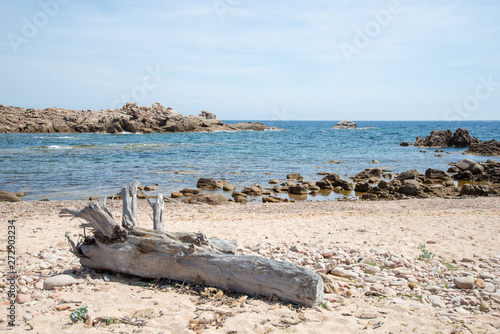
<box><xmin>0</xmin><ymin>197</ymin><xmax>499</xmax><ymax>333</ymax></box>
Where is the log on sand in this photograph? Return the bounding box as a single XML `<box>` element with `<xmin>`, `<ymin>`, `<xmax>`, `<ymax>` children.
<box><xmin>61</xmin><ymin>183</ymin><xmax>324</xmax><ymax>307</ymax></box>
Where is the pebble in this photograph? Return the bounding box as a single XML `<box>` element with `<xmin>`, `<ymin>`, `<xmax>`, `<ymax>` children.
<box><xmin>364</xmin><ymin>265</ymin><xmax>381</xmax><ymax>274</ymax></box>
<box><xmin>484</xmin><ymin>282</ymin><xmax>496</xmax><ymax>293</ymax></box>
<box><xmin>480</xmin><ymin>272</ymin><xmax>495</xmax><ymax>280</ymax></box>
<box><xmin>429</xmin><ymin>295</ymin><xmax>446</xmax><ymax>308</ymax></box>
<box><xmin>370</xmin><ymin>284</ymin><xmax>385</xmax><ymax>293</ymax></box>
<box><xmin>480</xmin><ymin>301</ymin><xmax>490</xmax><ymax>312</ymax></box>
<box><xmin>31</xmin><ymin>293</ymin><xmax>46</xmax><ymax>300</ymax></box>
<box><xmin>43</xmin><ymin>274</ymin><xmax>79</xmax><ymax>290</ymax></box>
<box><xmin>384</xmin><ymin>287</ymin><xmax>397</xmax><ymax>297</ymax></box>
<box><xmin>475</xmin><ymin>278</ymin><xmax>484</xmax><ymax>289</ymax></box>
<box><xmin>454</xmin><ymin>276</ymin><xmax>475</xmax><ymax>289</ymax></box>
<box><xmin>15</xmin><ymin>294</ymin><xmax>32</xmax><ymax>304</ymax></box>
<box><xmin>425</xmin><ymin>286</ymin><xmax>441</xmax><ymax>295</ymax></box>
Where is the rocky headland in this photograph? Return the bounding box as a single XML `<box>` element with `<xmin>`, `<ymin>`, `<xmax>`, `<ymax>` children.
<box><xmin>0</xmin><ymin>103</ymin><xmax>276</xmax><ymax>134</ymax></box>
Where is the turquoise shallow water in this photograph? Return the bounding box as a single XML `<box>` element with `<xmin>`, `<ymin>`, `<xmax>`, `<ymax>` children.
<box><xmin>0</xmin><ymin>121</ymin><xmax>499</xmax><ymax>201</ymax></box>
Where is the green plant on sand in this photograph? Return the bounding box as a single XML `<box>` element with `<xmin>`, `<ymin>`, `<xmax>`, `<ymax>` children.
<box><xmin>417</xmin><ymin>244</ymin><xmax>435</xmax><ymax>261</ymax></box>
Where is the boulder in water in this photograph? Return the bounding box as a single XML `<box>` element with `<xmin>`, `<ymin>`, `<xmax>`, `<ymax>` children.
<box><xmin>332</xmin><ymin>120</ymin><xmax>357</xmax><ymax>129</ymax></box>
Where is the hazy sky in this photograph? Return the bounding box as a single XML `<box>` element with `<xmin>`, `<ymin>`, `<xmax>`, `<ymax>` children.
<box><xmin>1</xmin><ymin>1</ymin><xmax>499</xmax><ymax>120</ymax></box>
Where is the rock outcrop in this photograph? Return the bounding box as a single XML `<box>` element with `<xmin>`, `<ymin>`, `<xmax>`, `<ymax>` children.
<box><xmin>465</xmin><ymin>140</ymin><xmax>500</xmax><ymax>156</ymax></box>
<box><xmin>332</xmin><ymin>120</ymin><xmax>357</xmax><ymax>129</ymax></box>
<box><xmin>451</xmin><ymin>159</ymin><xmax>500</xmax><ymax>184</ymax></box>
<box><xmin>0</xmin><ymin>103</ymin><xmax>277</xmax><ymax>134</ymax></box>
<box><xmin>181</xmin><ymin>193</ymin><xmax>229</xmax><ymax>205</ymax></box>
<box><xmin>409</xmin><ymin>128</ymin><xmax>480</xmax><ymax>148</ymax></box>
<box><xmin>0</xmin><ymin>190</ymin><xmax>22</xmax><ymax>202</ymax></box>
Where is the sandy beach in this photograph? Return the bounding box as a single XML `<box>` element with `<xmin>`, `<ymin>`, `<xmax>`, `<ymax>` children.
<box><xmin>1</xmin><ymin>197</ymin><xmax>499</xmax><ymax>333</ymax></box>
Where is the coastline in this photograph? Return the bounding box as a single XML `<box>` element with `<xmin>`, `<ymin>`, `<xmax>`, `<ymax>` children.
<box><xmin>1</xmin><ymin>197</ymin><xmax>499</xmax><ymax>332</ymax></box>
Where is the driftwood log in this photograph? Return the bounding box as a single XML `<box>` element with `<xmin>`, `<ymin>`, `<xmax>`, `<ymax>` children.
<box><xmin>61</xmin><ymin>183</ymin><xmax>324</xmax><ymax>307</ymax></box>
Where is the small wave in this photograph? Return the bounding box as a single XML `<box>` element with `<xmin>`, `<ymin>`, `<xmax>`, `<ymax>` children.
<box><xmin>40</xmin><ymin>145</ymin><xmax>72</xmax><ymax>149</ymax></box>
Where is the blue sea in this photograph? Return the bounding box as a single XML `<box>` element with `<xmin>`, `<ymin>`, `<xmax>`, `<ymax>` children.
<box><xmin>1</xmin><ymin>121</ymin><xmax>499</xmax><ymax>202</ymax></box>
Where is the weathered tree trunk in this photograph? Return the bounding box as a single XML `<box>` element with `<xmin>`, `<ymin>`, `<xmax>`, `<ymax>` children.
<box><xmin>62</xmin><ymin>195</ymin><xmax>323</xmax><ymax>307</ymax></box>
<box><xmin>60</xmin><ymin>200</ymin><xmax>125</xmax><ymax>239</ymax></box>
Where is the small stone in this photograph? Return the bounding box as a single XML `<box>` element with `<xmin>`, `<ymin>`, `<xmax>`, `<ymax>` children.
<box><xmin>454</xmin><ymin>276</ymin><xmax>475</xmax><ymax>289</ymax></box>
<box><xmin>475</xmin><ymin>278</ymin><xmax>484</xmax><ymax>289</ymax></box>
<box><xmin>484</xmin><ymin>283</ymin><xmax>496</xmax><ymax>293</ymax></box>
<box><xmin>370</xmin><ymin>284</ymin><xmax>385</xmax><ymax>292</ymax></box>
<box><xmin>15</xmin><ymin>294</ymin><xmax>31</xmax><ymax>304</ymax></box>
<box><xmin>461</xmin><ymin>257</ymin><xmax>475</xmax><ymax>263</ymax></box>
<box><xmin>408</xmin><ymin>282</ymin><xmax>417</xmax><ymax>290</ymax></box>
<box><xmin>23</xmin><ymin>314</ymin><xmax>33</xmax><ymax>321</ymax></box>
<box><xmin>55</xmin><ymin>304</ymin><xmax>71</xmax><ymax>311</ymax></box>
<box><xmin>384</xmin><ymin>287</ymin><xmax>397</xmax><ymax>297</ymax></box>
<box><xmin>31</xmin><ymin>293</ymin><xmax>46</xmax><ymax>300</ymax></box>
<box><xmin>364</xmin><ymin>265</ymin><xmax>381</xmax><ymax>274</ymax></box>
<box><xmin>214</xmin><ymin>290</ymin><xmax>224</xmax><ymax>299</ymax></box>
<box><xmin>39</xmin><ymin>262</ymin><xmax>52</xmax><ymax>269</ymax></box>
<box><xmin>34</xmin><ymin>281</ymin><xmax>44</xmax><ymax>289</ymax></box>
<box><xmin>330</xmin><ymin>268</ymin><xmax>358</xmax><ymax>279</ymax></box>
<box><xmin>429</xmin><ymin>295</ymin><xmax>446</xmax><ymax>308</ymax></box>
<box><xmin>480</xmin><ymin>301</ymin><xmax>490</xmax><ymax>312</ymax></box>
<box><xmin>43</xmin><ymin>275</ymin><xmax>79</xmax><ymax>290</ymax></box>
<box><xmin>479</xmin><ymin>272</ymin><xmax>495</xmax><ymax>280</ymax></box>
<box><xmin>425</xmin><ymin>286</ymin><xmax>441</xmax><ymax>295</ymax></box>
<box><xmin>315</xmin><ymin>262</ymin><xmax>326</xmax><ymax>270</ymax></box>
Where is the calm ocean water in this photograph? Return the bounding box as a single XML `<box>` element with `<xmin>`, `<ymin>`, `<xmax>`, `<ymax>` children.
<box><xmin>1</xmin><ymin>121</ymin><xmax>499</xmax><ymax>201</ymax></box>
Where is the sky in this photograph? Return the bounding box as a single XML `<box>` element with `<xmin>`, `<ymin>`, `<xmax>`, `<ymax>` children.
<box><xmin>1</xmin><ymin>0</ymin><xmax>499</xmax><ymax>120</ymax></box>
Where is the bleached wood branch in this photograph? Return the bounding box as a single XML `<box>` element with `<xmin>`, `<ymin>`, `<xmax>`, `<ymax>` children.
<box><xmin>120</xmin><ymin>181</ymin><xmax>139</xmax><ymax>229</ymax></box>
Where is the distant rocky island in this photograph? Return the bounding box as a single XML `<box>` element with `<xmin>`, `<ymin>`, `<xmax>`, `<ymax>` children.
<box><xmin>332</xmin><ymin>120</ymin><xmax>357</xmax><ymax>129</ymax></box>
<box><xmin>0</xmin><ymin>103</ymin><xmax>276</xmax><ymax>133</ymax></box>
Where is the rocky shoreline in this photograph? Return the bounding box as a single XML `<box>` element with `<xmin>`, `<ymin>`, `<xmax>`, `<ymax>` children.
<box><xmin>3</xmin><ymin>158</ymin><xmax>499</xmax><ymax>204</ymax></box>
<box><xmin>0</xmin><ymin>103</ymin><xmax>276</xmax><ymax>134</ymax></box>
